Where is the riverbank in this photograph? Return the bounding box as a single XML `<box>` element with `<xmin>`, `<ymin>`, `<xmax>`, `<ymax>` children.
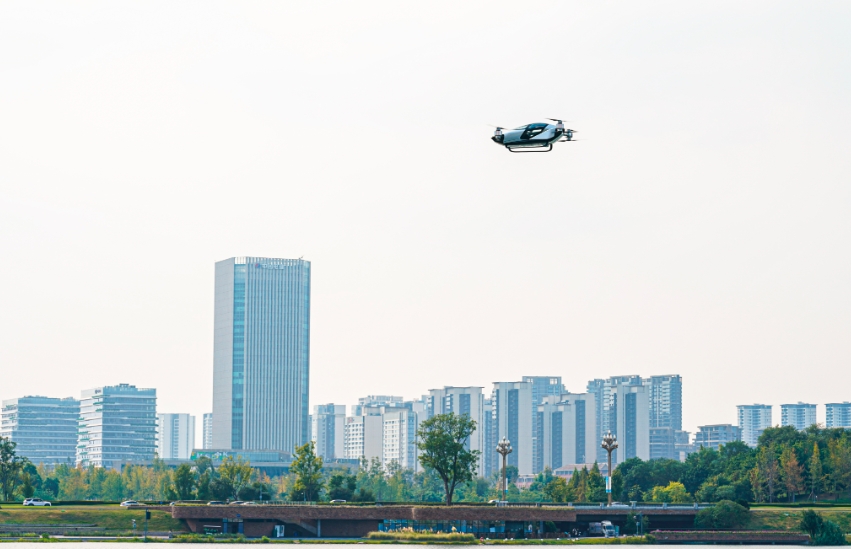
<box><xmin>2</xmin><ymin>504</ymin><xmax>850</xmax><ymax>543</ymax></box>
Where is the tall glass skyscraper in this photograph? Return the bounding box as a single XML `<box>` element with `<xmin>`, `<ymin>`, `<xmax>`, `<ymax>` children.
<box><xmin>212</xmin><ymin>257</ymin><xmax>311</xmax><ymax>453</ymax></box>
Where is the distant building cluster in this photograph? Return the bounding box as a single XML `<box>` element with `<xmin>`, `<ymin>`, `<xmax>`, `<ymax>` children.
<box><xmin>1</xmin><ymin>255</ymin><xmax>848</xmax><ymax>473</ymax></box>
<box><xmin>304</xmin><ymin>375</ymin><xmax>683</xmax><ymax>477</ymax></box>
<box><xmin>0</xmin><ymin>383</ymin><xmax>180</xmax><ymax>469</ymax></box>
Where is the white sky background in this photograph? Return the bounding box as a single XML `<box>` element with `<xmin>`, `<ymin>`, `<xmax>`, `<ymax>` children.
<box><xmin>1</xmin><ymin>1</ymin><xmax>850</xmax><ymax>446</ymax></box>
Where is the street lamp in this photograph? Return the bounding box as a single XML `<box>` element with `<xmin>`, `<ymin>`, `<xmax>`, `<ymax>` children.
<box><xmin>496</xmin><ymin>437</ymin><xmax>513</xmax><ymax>503</ymax></box>
<box><xmin>601</xmin><ymin>431</ymin><xmax>618</xmax><ymax>506</ymax></box>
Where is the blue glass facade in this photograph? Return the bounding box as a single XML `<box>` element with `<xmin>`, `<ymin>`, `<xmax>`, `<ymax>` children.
<box><xmin>231</xmin><ymin>264</ymin><xmax>246</xmax><ymax>449</ymax></box>
<box><xmin>213</xmin><ymin>257</ymin><xmax>310</xmax><ymax>453</ymax></box>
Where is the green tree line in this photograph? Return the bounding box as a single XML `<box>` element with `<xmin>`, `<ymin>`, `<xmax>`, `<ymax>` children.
<box><xmin>3</xmin><ymin>424</ymin><xmax>850</xmax><ymax>505</ymax></box>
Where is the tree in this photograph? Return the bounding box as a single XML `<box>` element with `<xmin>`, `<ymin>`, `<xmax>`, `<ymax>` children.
<box><xmin>749</xmin><ymin>465</ymin><xmax>766</xmax><ymax>503</ymax></box>
<box><xmin>758</xmin><ymin>443</ymin><xmax>780</xmax><ymax>503</ymax></box>
<box><xmin>217</xmin><ymin>456</ymin><xmax>253</xmax><ymax>500</ymax></box>
<box><xmin>649</xmin><ymin>481</ymin><xmax>691</xmax><ymax>503</ymax></box>
<box><xmin>327</xmin><ymin>471</ymin><xmax>356</xmax><ymax>501</ymax></box>
<box><xmin>780</xmin><ymin>447</ymin><xmax>804</xmax><ymax>502</ymax></box>
<box><xmin>289</xmin><ymin>442</ymin><xmax>324</xmax><ymax>502</ymax></box>
<box><xmin>586</xmin><ymin>463</ymin><xmax>606</xmax><ymax>502</ymax></box>
<box><xmin>543</xmin><ymin>476</ymin><xmax>570</xmax><ymax>503</ymax></box>
<box><xmin>416</xmin><ymin>413</ymin><xmax>480</xmax><ymax>506</ymax></box>
<box><xmin>800</xmin><ymin>510</ymin><xmax>824</xmax><ymax>538</ymax></box>
<box><xmin>173</xmin><ymin>463</ymin><xmax>197</xmax><ymax>500</ymax></box>
<box><xmin>0</xmin><ymin>438</ymin><xmax>28</xmax><ymax>501</ymax></box>
<box><xmin>827</xmin><ymin>437</ymin><xmax>851</xmax><ymax>498</ymax></box>
<box><xmin>196</xmin><ymin>470</ymin><xmax>212</xmax><ymax>500</ymax></box>
<box><xmin>809</xmin><ymin>443</ymin><xmax>824</xmax><ymax>501</ymax></box>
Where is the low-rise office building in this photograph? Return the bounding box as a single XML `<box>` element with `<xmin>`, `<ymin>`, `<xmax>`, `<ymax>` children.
<box><xmin>694</xmin><ymin>424</ymin><xmax>741</xmax><ymax>450</ymax></box>
<box><xmin>77</xmin><ymin>383</ymin><xmax>157</xmax><ymax>469</ymax></box>
<box><xmin>0</xmin><ymin>396</ymin><xmax>79</xmax><ymax>465</ymax></box>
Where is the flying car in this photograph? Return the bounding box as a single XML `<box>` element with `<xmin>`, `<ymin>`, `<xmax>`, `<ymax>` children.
<box><xmin>491</xmin><ymin>119</ymin><xmax>576</xmax><ymax>153</ymax></box>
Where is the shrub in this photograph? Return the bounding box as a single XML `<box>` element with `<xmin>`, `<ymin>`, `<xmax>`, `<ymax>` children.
<box><xmin>801</xmin><ymin>510</ymin><xmax>825</xmax><ymax>538</ymax></box>
<box><xmin>694</xmin><ymin>500</ymin><xmax>749</xmax><ymax>529</ymax></box>
<box><xmin>367</xmin><ymin>530</ymin><xmax>476</xmax><ymax>542</ymax></box>
<box><xmin>814</xmin><ymin>520</ymin><xmax>846</xmax><ymax>546</ymax></box>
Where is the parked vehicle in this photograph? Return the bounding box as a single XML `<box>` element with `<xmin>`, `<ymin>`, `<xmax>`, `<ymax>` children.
<box><xmin>588</xmin><ymin>521</ymin><xmax>616</xmax><ymax>538</ymax></box>
<box><xmin>329</xmin><ymin>499</ymin><xmax>346</xmax><ymax>504</ymax></box>
<box><xmin>207</xmin><ymin>501</ymin><xmax>225</xmax><ymax>506</ymax></box>
<box><xmin>120</xmin><ymin>500</ymin><xmax>140</xmax><ymax>507</ymax></box>
<box><xmin>23</xmin><ymin>498</ymin><xmax>51</xmax><ymax>506</ymax></box>
<box><xmin>228</xmin><ymin>501</ymin><xmax>245</xmax><ymax>505</ymax></box>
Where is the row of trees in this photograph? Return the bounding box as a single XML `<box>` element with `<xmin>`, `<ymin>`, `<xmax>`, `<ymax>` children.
<box><xmin>0</xmin><ymin>413</ymin><xmax>483</xmax><ymax>505</ymax></box>
<box><xmin>2</xmin><ymin>421</ymin><xmax>850</xmax><ymax>506</ymax></box>
<box><xmin>518</xmin><ymin>425</ymin><xmax>851</xmax><ymax>505</ymax></box>
<box><xmin>0</xmin><ymin>436</ymin><xmax>265</xmax><ymax>503</ymax></box>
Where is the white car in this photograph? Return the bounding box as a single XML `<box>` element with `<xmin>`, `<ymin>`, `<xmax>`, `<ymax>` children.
<box><xmin>23</xmin><ymin>498</ymin><xmax>52</xmax><ymax>506</ymax></box>
<box><xmin>120</xmin><ymin>500</ymin><xmax>140</xmax><ymax>507</ymax></box>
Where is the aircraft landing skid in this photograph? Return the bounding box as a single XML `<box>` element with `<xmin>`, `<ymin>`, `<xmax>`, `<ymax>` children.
<box><xmin>507</xmin><ymin>144</ymin><xmax>553</xmax><ymax>153</ymax></box>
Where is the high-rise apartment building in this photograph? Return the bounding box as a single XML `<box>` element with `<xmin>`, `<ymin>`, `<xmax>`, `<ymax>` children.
<box><xmin>522</xmin><ymin>376</ymin><xmax>565</xmax><ymax>474</ymax></box>
<box><xmin>382</xmin><ymin>409</ymin><xmax>419</xmax><ymax>471</ymax></box>
<box><xmin>212</xmin><ymin>257</ymin><xmax>311</xmax><ymax>452</ymax></box>
<box><xmin>537</xmin><ymin>393</ymin><xmax>596</xmax><ymax>471</ymax></box>
<box><xmin>157</xmin><ymin>413</ymin><xmax>195</xmax><ymax>460</ymax></box>
<box><xmin>427</xmin><ymin>386</ymin><xmax>485</xmax><ymax>474</ymax></box>
<box><xmin>586</xmin><ymin>375</ymin><xmax>681</xmax><ymax>461</ymax></box>
<box><xmin>77</xmin><ymin>384</ymin><xmax>157</xmax><ymax>469</ymax></box>
<box><xmin>203</xmin><ymin>413</ymin><xmax>213</xmax><ymax>449</ymax></box>
<box><xmin>0</xmin><ymin>396</ymin><xmax>79</xmax><ymax>465</ymax></box>
<box><xmin>645</xmin><ymin>375</ymin><xmax>683</xmax><ymax>459</ymax></box>
<box><xmin>826</xmin><ymin>403</ymin><xmax>851</xmax><ymax>428</ymax></box>
<box><xmin>738</xmin><ymin>404</ymin><xmax>773</xmax><ymax>447</ymax></box>
<box><xmin>352</xmin><ymin>396</ymin><xmax>405</xmax><ymax>417</ymax></box>
<box><xmin>587</xmin><ymin>376</ymin><xmax>643</xmax><ymax>462</ymax></box>
<box><xmin>694</xmin><ymin>424</ymin><xmax>741</xmax><ymax>450</ymax></box>
<box><xmin>781</xmin><ymin>403</ymin><xmax>817</xmax><ymax>431</ymax></box>
<box><xmin>482</xmin><ymin>398</ymin><xmax>496</xmax><ymax>477</ymax></box>
<box><xmin>492</xmin><ymin>381</ymin><xmax>534</xmax><ymax>475</ymax></box>
<box><xmin>312</xmin><ymin>404</ymin><xmax>346</xmax><ymax>460</ymax></box>
<box><xmin>614</xmin><ymin>383</ymin><xmax>650</xmax><ymax>464</ymax></box>
<box><xmin>344</xmin><ymin>414</ymin><xmax>383</xmax><ymax>462</ymax></box>
<box><xmin>646</xmin><ymin>375</ymin><xmax>682</xmax><ymax>430</ymax></box>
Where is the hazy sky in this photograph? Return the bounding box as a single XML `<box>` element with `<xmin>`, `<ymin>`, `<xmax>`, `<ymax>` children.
<box><xmin>2</xmin><ymin>1</ymin><xmax>850</xmax><ymax>444</ymax></box>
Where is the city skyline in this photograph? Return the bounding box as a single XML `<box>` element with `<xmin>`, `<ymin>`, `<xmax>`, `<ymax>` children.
<box><xmin>1</xmin><ymin>376</ymin><xmax>846</xmax><ymax>452</ymax></box>
<box><xmin>2</xmin><ymin>3</ymin><xmax>849</xmax><ymax>450</ymax></box>
<box><xmin>2</xmin><ymin>373</ymin><xmax>845</xmax><ymax>467</ymax></box>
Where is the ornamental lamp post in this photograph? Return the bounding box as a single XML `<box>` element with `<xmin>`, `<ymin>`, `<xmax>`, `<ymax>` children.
<box><xmin>601</xmin><ymin>430</ymin><xmax>618</xmax><ymax>506</ymax></box>
<box><xmin>496</xmin><ymin>437</ymin><xmax>513</xmax><ymax>503</ymax></box>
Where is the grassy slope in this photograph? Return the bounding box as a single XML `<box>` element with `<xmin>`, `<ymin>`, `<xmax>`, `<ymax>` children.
<box><xmin>747</xmin><ymin>507</ymin><xmax>851</xmax><ymax>532</ymax></box>
<box><xmin>0</xmin><ymin>505</ymin><xmax>187</xmax><ymax>531</ymax></box>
